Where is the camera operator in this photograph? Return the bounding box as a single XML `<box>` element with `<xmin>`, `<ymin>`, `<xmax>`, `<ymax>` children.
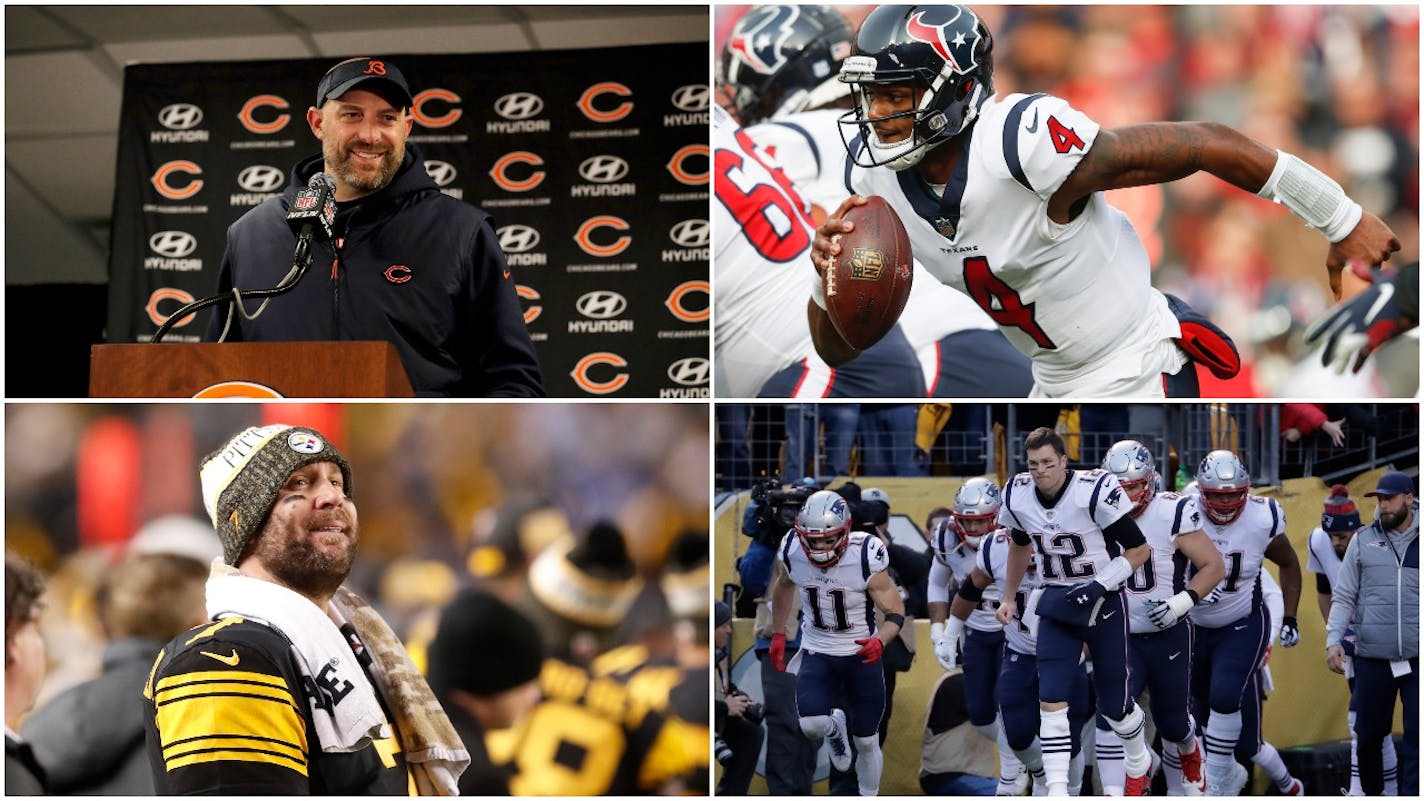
<box><xmin>737</xmin><ymin>477</ymin><xmax>819</xmax><ymax>794</ymax></box>
<box><xmin>714</xmin><ymin>601</ymin><xmax>763</xmax><ymax>795</ymax></box>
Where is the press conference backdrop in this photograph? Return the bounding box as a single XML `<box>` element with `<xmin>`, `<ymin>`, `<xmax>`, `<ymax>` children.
<box><xmin>107</xmin><ymin>44</ymin><xmax>710</xmax><ymax>397</ymax></box>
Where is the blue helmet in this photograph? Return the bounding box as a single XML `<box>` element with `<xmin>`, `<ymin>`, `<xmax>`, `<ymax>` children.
<box><xmin>838</xmin><ymin>4</ymin><xmax>995</xmax><ymax>170</ymax></box>
<box><xmin>719</xmin><ymin>5</ymin><xmax>855</xmax><ymax>125</ymax></box>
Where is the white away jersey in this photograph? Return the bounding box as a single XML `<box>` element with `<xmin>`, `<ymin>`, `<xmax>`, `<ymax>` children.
<box><xmin>1123</xmin><ymin>492</ymin><xmax>1204</xmax><ymax>634</ymax></box>
<box><xmin>998</xmin><ymin>469</ymin><xmax>1134</xmax><ymax>587</ymax></box>
<box><xmin>930</xmin><ymin>521</ymin><xmax>1003</xmax><ymax>632</ymax></box>
<box><xmin>978</xmin><ymin>530</ymin><xmax>1041</xmax><ymax>655</ymax></box>
<box><xmin>1189</xmin><ymin>495</ymin><xmax>1286</xmax><ymax>628</ymax></box>
<box><xmin>845</xmin><ymin>92</ymin><xmax>1187</xmax><ymax>397</ymax></box>
<box><xmin>713</xmin><ymin>104</ymin><xmax>816</xmax><ymax>397</ymax></box>
<box><xmin>778</xmin><ymin>528</ymin><xmax>890</xmax><ymax>656</ymax></box>
<box><xmin>1305</xmin><ymin>526</ymin><xmax>1343</xmax><ymax>590</ymax></box>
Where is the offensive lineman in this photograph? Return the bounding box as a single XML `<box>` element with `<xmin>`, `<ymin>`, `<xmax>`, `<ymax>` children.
<box><xmin>809</xmin><ymin>4</ymin><xmax>1401</xmax><ymax>397</ymax></box>
<box><xmin>768</xmin><ymin>491</ymin><xmax>906</xmax><ymax>796</ymax></box>
<box><xmin>1188</xmin><ymin>450</ymin><xmax>1303</xmax><ymax>796</ymax></box>
<box><xmin>926</xmin><ymin>477</ymin><xmax>1025</xmax><ymax>793</ymax></box>
<box><xmin>997</xmin><ymin>427</ymin><xmax>1156</xmax><ymax>795</ymax></box>
<box><xmin>1100</xmin><ymin>440</ymin><xmax>1225</xmax><ymax>796</ymax></box>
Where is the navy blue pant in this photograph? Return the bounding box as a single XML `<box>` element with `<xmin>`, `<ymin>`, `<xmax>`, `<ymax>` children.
<box><xmin>1190</xmin><ymin>603</ymin><xmax>1270</xmax><ymax>717</ymax></box>
<box><xmin>1235</xmin><ymin>666</ymin><xmax>1265</xmax><ymax>762</ymax></box>
<box><xmin>1037</xmin><ymin>589</ymin><xmax>1134</xmax><ymax>720</ymax></box>
<box><xmin>999</xmin><ymin>647</ymin><xmax>1091</xmax><ymax>753</ymax></box>
<box><xmin>1353</xmin><ymin>656</ymin><xmax>1419</xmax><ymax>796</ymax></box>
<box><xmin>759</xmin><ymin>325</ymin><xmax>925</xmax><ymax>398</ymax></box>
<box><xmin>964</xmin><ymin>627</ymin><xmax>1007</xmax><ymax>727</ymax></box>
<box><xmin>1129</xmin><ymin>621</ymin><xmax>1195</xmax><ymax>743</ymax></box>
<box><xmin>927</xmin><ymin>329</ymin><xmax>1034</xmax><ymax>398</ymax></box>
<box><xmin>758</xmin><ymin>649</ymin><xmax>816</xmax><ymax>794</ymax></box>
<box><xmin>796</xmin><ymin>650</ymin><xmax>887</xmax><ymax>739</ymax></box>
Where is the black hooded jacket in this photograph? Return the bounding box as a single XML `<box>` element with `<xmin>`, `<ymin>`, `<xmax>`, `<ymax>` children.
<box><xmin>204</xmin><ymin>143</ymin><xmax>543</xmax><ymax>397</ymax></box>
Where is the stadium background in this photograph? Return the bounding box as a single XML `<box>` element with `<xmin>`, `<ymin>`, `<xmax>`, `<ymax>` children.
<box><xmin>5</xmin><ymin>402</ymin><xmax>709</xmax><ymax>729</ymax></box>
<box><xmin>713</xmin><ymin>401</ymin><xmax>1418</xmax><ymax>794</ymax></box>
<box><xmin>714</xmin><ymin>4</ymin><xmax>1420</xmax><ymax>397</ymax></box>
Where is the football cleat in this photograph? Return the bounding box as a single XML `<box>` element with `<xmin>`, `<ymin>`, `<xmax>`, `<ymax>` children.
<box><xmin>827</xmin><ymin>708</ymin><xmax>852</xmax><ymax>772</ymax></box>
<box><xmin>1178</xmin><ymin>739</ymin><xmax>1206</xmax><ymax>796</ymax></box>
<box><xmin>1282</xmin><ymin>777</ymin><xmax>1304</xmax><ymax>795</ymax></box>
<box><xmin>1206</xmin><ymin>760</ymin><xmax>1249</xmax><ymax>797</ymax></box>
<box><xmin>995</xmin><ymin>770</ymin><xmax>1030</xmax><ymax>796</ymax></box>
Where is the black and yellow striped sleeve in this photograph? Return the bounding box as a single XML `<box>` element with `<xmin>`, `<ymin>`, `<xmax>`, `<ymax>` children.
<box><xmin>149</xmin><ymin>634</ymin><xmax>310</xmax><ymax>794</ymax></box>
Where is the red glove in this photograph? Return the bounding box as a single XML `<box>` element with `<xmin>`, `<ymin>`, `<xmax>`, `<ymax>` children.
<box><xmin>769</xmin><ymin>633</ymin><xmax>787</xmax><ymax>672</ymax></box>
<box><xmin>855</xmin><ymin>637</ymin><xmax>884</xmax><ymax>664</ymax></box>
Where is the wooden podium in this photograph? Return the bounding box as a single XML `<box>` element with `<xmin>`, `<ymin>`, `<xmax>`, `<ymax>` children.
<box><xmin>90</xmin><ymin>341</ymin><xmax>414</xmax><ymax>398</ymax></box>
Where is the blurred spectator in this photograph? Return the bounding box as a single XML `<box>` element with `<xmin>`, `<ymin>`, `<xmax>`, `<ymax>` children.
<box><xmin>859</xmin><ymin>404</ymin><xmax>927</xmax><ymax>477</ymax></box>
<box><xmin>714</xmin><ymin>600</ymin><xmax>761</xmax><ymax>795</ymax></box>
<box><xmin>466</xmin><ymin>495</ymin><xmax>571</xmax><ymax>605</ymax></box>
<box><xmin>25</xmin><ymin>550</ymin><xmax>209</xmax><ymax>794</ymax></box>
<box><xmin>521</xmin><ymin>522</ymin><xmax>643</xmax><ymax>667</ymax></box>
<box><xmin>427</xmin><ymin>589</ymin><xmax>545</xmax><ymax>796</ymax></box>
<box><xmin>919</xmin><ymin>670</ymin><xmax>1001</xmax><ymax>795</ymax></box>
<box><xmin>5</xmin><ymin>552</ymin><xmax>49</xmax><ymax>796</ymax></box>
<box><xmin>1281</xmin><ymin>403</ymin><xmax>1347</xmax><ymax>446</ymax></box>
<box><xmin>717</xmin><ymin>405</ymin><xmax>754</xmax><ymax>491</ymax></box>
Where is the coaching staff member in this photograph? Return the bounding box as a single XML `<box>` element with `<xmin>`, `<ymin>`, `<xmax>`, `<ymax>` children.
<box><xmin>204</xmin><ymin>57</ymin><xmax>544</xmax><ymax>397</ymax></box>
<box><xmin>1326</xmin><ymin>470</ymin><xmax>1418</xmax><ymax>796</ymax></box>
<box><xmin>144</xmin><ymin>424</ymin><xmax>468</xmax><ymax>793</ymax></box>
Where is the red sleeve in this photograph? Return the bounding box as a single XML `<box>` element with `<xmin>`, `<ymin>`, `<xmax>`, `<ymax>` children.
<box><xmin>1281</xmin><ymin>403</ymin><xmax>1327</xmax><ymax>434</ymax></box>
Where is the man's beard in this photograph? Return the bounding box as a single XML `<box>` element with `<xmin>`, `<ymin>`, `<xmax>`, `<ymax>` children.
<box><xmin>325</xmin><ymin>138</ymin><xmax>402</xmax><ymax>194</ymax></box>
<box><xmin>1381</xmin><ymin>506</ymin><xmax>1408</xmax><ymax>531</ymax></box>
<box><xmin>257</xmin><ymin>514</ymin><xmax>358</xmax><ymax>599</ymax></box>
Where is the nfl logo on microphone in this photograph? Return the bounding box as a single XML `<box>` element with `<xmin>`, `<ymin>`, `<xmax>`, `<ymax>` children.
<box><xmin>294</xmin><ymin>194</ymin><xmax>317</xmax><ymax>210</ymax></box>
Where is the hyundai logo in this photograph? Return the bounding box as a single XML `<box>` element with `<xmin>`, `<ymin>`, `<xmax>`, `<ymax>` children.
<box><xmin>667</xmin><ymin>357</ymin><xmax>710</xmax><ymax>386</ymax></box>
<box><xmin>496</xmin><ymin>224</ymin><xmax>541</xmax><ymax>254</ymax></box>
<box><xmin>576</xmin><ymin>290</ymin><xmax>628</xmax><ymax>320</ymax></box>
<box><xmin>578</xmin><ymin>155</ymin><xmax>631</xmax><ymax>184</ymax></box>
<box><xmin>148</xmin><ymin>230</ymin><xmax>198</xmax><ymax>258</ymax></box>
<box><xmin>671</xmin><ymin>84</ymin><xmax>710</xmax><ymax>112</ymax></box>
<box><xmin>236</xmin><ymin>165</ymin><xmax>285</xmax><ymax>193</ymax></box>
<box><xmin>493</xmin><ymin>92</ymin><xmax>545</xmax><ymax>120</ymax></box>
<box><xmin>157</xmin><ymin>103</ymin><xmax>204</xmax><ymax>130</ymax></box>
<box><xmin>424</xmin><ymin>160</ymin><xmax>458</xmax><ymax>187</ymax></box>
<box><xmin>669</xmin><ymin>219</ymin><xmax>710</xmax><ymax>248</ymax></box>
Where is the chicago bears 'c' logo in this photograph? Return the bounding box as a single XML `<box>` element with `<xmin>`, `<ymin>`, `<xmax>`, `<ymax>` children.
<box><xmin>146</xmin><ymin>287</ymin><xmax>197</xmax><ymax>327</ymax></box>
<box><xmin>151</xmin><ymin>161</ymin><xmax>203</xmax><ymax>200</ymax></box>
<box><xmin>574</xmin><ymin>216</ymin><xmax>631</xmax><ymax>257</ymax></box>
<box><xmin>664</xmin><ymin>281</ymin><xmax>710</xmax><ymax>323</ymax></box>
<box><xmin>905</xmin><ymin>7</ymin><xmax>982</xmax><ymax>74</ymax></box>
<box><xmin>489</xmin><ymin>152</ymin><xmax>545</xmax><ymax>192</ymax></box>
<box><xmin>725</xmin><ymin>5</ymin><xmax>802</xmax><ymax>74</ymax></box>
<box><xmin>571</xmin><ymin>352</ymin><xmax>629</xmax><ymax>395</ymax></box>
<box><xmin>515</xmin><ymin>285</ymin><xmax>542</xmax><ymax>324</ymax></box>
<box><xmin>238</xmin><ymin>95</ymin><xmax>290</xmax><ymax>134</ymax></box>
<box><xmin>412</xmin><ymin>89</ymin><xmax>463</xmax><ymax>128</ymax></box>
<box><xmin>666</xmin><ymin>144</ymin><xmax>710</xmax><ymax>185</ymax></box>
<box><xmin>577</xmin><ymin>82</ymin><xmax>633</xmax><ymax>123</ymax></box>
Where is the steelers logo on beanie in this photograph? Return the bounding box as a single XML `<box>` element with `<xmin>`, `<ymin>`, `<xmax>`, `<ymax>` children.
<box><xmin>199</xmin><ymin>424</ymin><xmax>353</xmax><ymax>565</ymax></box>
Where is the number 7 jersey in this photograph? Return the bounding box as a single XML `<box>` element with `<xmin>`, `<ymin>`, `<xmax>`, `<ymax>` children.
<box><xmin>844</xmin><ymin>92</ymin><xmax>1187</xmax><ymax>397</ymax></box>
<box><xmin>778</xmin><ymin>528</ymin><xmax>891</xmax><ymax>655</ymax></box>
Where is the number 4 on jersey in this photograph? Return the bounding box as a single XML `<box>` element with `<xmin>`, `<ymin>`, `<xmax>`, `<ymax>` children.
<box><xmin>1048</xmin><ymin>116</ymin><xmax>1085</xmax><ymax>154</ymax></box>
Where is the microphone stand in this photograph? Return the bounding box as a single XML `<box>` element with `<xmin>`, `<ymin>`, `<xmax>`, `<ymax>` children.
<box><xmin>150</xmin><ymin>235</ymin><xmax>313</xmax><ymax>343</ymax></box>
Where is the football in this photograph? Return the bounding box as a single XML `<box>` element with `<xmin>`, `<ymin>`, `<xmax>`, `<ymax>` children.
<box><xmin>824</xmin><ymin>196</ymin><xmax>913</xmax><ymax>350</ymax></box>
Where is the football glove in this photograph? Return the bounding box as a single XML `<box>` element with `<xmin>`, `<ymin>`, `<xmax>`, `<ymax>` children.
<box><xmin>769</xmin><ymin>632</ymin><xmax>786</xmax><ymax>672</ymax></box>
<box><xmin>1036</xmin><ymin>581</ymin><xmax>1108</xmax><ymax>628</ymax></box>
<box><xmin>855</xmin><ymin>637</ymin><xmax>884</xmax><ymax>664</ymax></box>
<box><xmin>1280</xmin><ymin>616</ymin><xmax>1300</xmax><ymax>648</ymax></box>
<box><xmin>1304</xmin><ymin>264</ymin><xmax>1417</xmax><ymax>374</ymax></box>
<box><xmin>1147</xmin><ymin>590</ymin><xmax>1196</xmax><ymax>630</ymax></box>
<box><xmin>931</xmin><ymin>619</ymin><xmax>964</xmax><ymax>671</ymax></box>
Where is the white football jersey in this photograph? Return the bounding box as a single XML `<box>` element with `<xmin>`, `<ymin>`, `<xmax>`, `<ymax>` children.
<box><xmin>998</xmin><ymin>468</ymin><xmax>1135</xmax><ymax>587</ymax></box>
<box><xmin>845</xmin><ymin>92</ymin><xmax>1188</xmax><ymax>397</ymax></box>
<box><xmin>930</xmin><ymin>521</ymin><xmax>1003</xmax><ymax>632</ymax></box>
<box><xmin>1123</xmin><ymin>491</ymin><xmax>1205</xmax><ymax>634</ymax></box>
<box><xmin>712</xmin><ymin>103</ymin><xmax>815</xmax><ymax>397</ymax></box>
<box><xmin>978</xmin><ymin>530</ymin><xmax>1040</xmax><ymax>655</ymax></box>
<box><xmin>778</xmin><ymin>528</ymin><xmax>891</xmax><ymax>656</ymax></box>
<box><xmin>1189</xmin><ymin>495</ymin><xmax>1287</xmax><ymax>628</ymax></box>
<box><xmin>1305</xmin><ymin>526</ymin><xmax>1343</xmax><ymax>589</ymax></box>
<box><xmin>745</xmin><ymin>109</ymin><xmax>1001</xmax><ymax>390</ymax></box>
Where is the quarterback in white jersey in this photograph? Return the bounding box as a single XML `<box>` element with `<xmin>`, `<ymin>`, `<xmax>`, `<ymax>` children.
<box><xmin>768</xmin><ymin>490</ymin><xmax>904</xmax><ymax>796</ymax></box>
<box><xmin>1185</xmin><ymin>450</ymin><xmax>1303</xmax><ymax>796</ymax></box>
<box><xmin>810</xmin><ymin>4</ymin><xmax>1401</xmax><ymax>398</ymax></box>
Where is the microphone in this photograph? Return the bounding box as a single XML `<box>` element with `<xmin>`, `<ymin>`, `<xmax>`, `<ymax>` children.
<box><xmin>151</xmin><ymin>172</ymin><xmax>338</xmax><ymax>343</ymax></box>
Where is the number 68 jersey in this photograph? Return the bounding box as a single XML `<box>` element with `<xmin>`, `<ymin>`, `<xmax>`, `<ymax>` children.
<box><xmin>844</xmin><ymin>92</ymin><xmax>1186</xmax><ymax>397</ymax></box>
<box><xmin>778</xmin><ymin>528</ymin><xmax>890</xmax><ymax>656</ymax></box>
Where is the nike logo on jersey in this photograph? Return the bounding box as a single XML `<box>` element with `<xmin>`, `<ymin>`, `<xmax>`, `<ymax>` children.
<box><xmin>1100</xmin><ymin>610</ymin><xmax>1115</xmax><ymax>620</ymax></box>
<box><xmin>200</xmin><ymin>649</ymin><xmax>241</xmax><ymax>666</ymax></box>
<box><xmin>1233</xmin><ymin>624</ymin><xmax>1248</xmax><ymax>630</ymax></box>
<box><xmin>1168</xmin><ymin>651</ymin><xmax>1182</xmax><ymax>660</ymax></box>
<box><xmin>1025</xmin><ymin>109</ymin><xmax>1040</xmax><ymax>134</ymax></box>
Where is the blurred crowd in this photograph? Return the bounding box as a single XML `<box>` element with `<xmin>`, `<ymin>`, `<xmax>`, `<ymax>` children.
<box><xmin>4</xmin><ymin>402</ymin><xmax>711</xmax><ymax>795</ymax></box>
<box><xmin>715</xmin><ymin>4</ymin><xmax>1419</xmax><ymax>397</ymax></box>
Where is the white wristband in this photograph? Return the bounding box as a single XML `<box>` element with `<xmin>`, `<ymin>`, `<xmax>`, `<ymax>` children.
<box><xmin>945</xmin><ymin>615</ymin><xmax>966</xmax><ymax>642</ymax></box>
<box><xmin>1257</xmin><ymin>150</ymin><xmax>1363</xmax><ymax>243</ymax></box>
<box><xmin>1094</xmin><ymin>555</ymin><xmax>1135</xmax><ymax>591</ymax></box>
<box><xmin>930</xmin><ymin>621</ymin><xmax>945</xmax><ymax>642</ymax></box>
<box><xmin>810</xmin><ymin>269</ymin><xmax>828</xmax><ymax>310</ymax></box>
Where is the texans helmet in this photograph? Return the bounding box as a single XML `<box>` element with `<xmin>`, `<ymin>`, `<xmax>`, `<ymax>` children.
<box><xmin>1195</xmin><ymin>450</ymin><xmax>1251</xmax><ymax>525</ymax></box>
<box><xmin>795</xmin><ymin>489</ymin><xmax>853</xmax><ymax>567</ymax></box>
<box><xmin>951</xmin><ymin>476</ymin><xmax>1001</xmax><ymax>548</ymax></box>
<box><xmin>838</xmin><ymin>4</ymin><xmax>994</xmax><ymax>170</ymax></box>
<box><xmin>1102</xmin><ymin>440</ymin><xmax>1158</xmax><ymax>517</ymax></box>
<box><xmin>720</xmin><ymin>5</ymin><xmax>855</xmax><ymax>125</ymax></box>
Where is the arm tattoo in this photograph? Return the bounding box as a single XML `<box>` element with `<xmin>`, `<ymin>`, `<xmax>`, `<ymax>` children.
<box><xmin>1077</xmin><ymin>123</ymin><xmax>1209</xmax><ymax>192</ymax></box>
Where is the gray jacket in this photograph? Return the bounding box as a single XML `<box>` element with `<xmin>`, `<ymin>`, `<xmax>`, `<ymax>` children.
<box><xmin>1325</xmin><ymin>513</ymin><xmax>1419</xmax><ymax>661</ymax></box>
<box><xmin>23</xmin><ymin>638</ymin><xmax>164</xmax><ymax>795</ymax></box>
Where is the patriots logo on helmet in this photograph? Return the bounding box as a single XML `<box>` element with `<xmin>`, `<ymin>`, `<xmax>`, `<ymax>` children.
<box><xmin>905</xmin><ymin>8</ymin><xmax>982</xmax><ymax>75</ymax></box>
<box><xmin>726</xmin><ymin>5</ymin><xmax>801</xmax><ymax>75</ymax></box>
<box><xmin>829</xmin><ymin>496</ymin><xmax>848</xmax><ymax>517</ymax></box>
